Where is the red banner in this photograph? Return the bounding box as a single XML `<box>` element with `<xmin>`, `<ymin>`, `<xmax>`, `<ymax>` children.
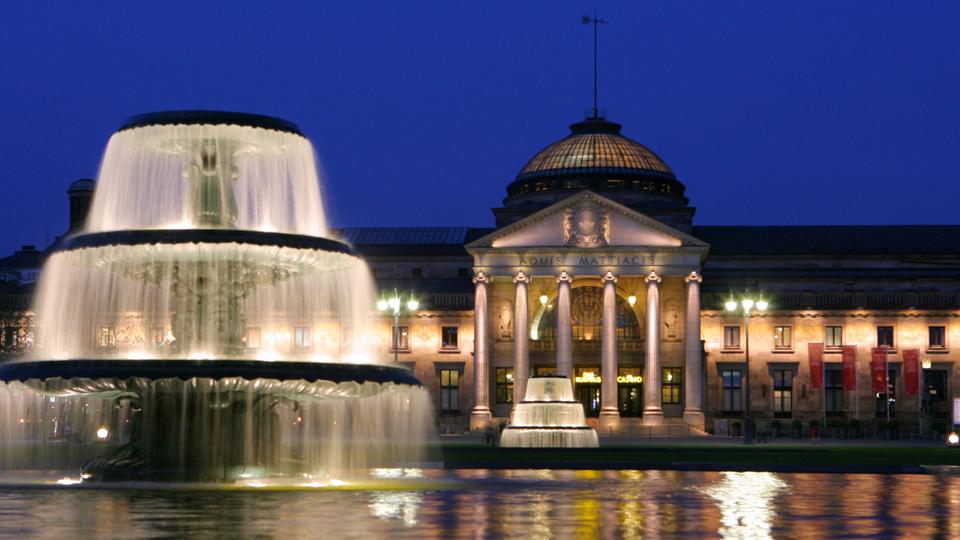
<box><xmin>842</xmin><ymin>345</ymin><xmax>857</xmax><ymax>391</ymax></box>
<box><xmin>903</xmin><ymin>349</ymin><xmax>920</xmax><ymax>396</ymax></box>
<box><xmin>808</xmin><ymin>342</ymin><xmax>824</xmax><ymax>389</ymax></box>
<box><xmin>871</xmin><ymin>347</ymin><xmax>888</xmax><ymax>393</ymax></box>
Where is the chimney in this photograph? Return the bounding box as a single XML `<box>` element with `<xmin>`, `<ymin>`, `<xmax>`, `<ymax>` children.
<box><xmin>67</xmin><ymin>179</ymin><xmax>95</xmax><ymax>232</ymax></box>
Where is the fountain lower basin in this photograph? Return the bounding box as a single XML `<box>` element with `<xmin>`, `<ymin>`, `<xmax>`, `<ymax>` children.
<box><xmin>0</xmin><ymin>360</ymin><xmax>432</xmax><ymax>483</ymax></box>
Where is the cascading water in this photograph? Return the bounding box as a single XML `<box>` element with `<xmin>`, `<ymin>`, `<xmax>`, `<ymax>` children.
<box><xmin>0</xmin><ymin>111</ymin><xmax>436</xmax><ymax>483</ymax></box>
<box><xmin>499</xmin><ymin>376</ymin><xmax>598</xmax><ymax>448</ymax></box>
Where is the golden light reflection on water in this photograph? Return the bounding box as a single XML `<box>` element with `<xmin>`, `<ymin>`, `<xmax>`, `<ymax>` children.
<box><xmin>699</xmin><ymin>472</ymin><xmax>787</xmax><ymax>539</ymax></box>
<box><xmin>3</xmin><ymin>470</ymin><xmax>960</xmax><ymax>537</ymax></box>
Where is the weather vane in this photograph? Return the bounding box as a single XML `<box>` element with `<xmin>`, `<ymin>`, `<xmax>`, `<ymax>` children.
<box><xmin>582</xmin><ymin>12</ymin><xmax>607</xmax><ymax>118</ymax></box>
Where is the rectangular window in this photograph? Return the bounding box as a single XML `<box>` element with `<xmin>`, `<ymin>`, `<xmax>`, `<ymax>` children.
<box><xmin>495</xmin><ymin>367</ymin><xmax>513</xmax><ymax>404</ymax></box>
<box><xmin>294</xmin><ymin>326</ymin><xmax>311</xmax><ymax>349</ymax></box>
<box><xmin>2</xmin><ymin>326</ymin><xmax>15</xmax><ymax>349</ymax></box>
<box><xmin>721</xmin><ymin>369</ymin><xmax>742</xmax><ymax>413</ymax></box>
<box><xmin>457</xmin><ymin>268</ymin><xmax>469</xmax><ymax>278</ymax></box>
<box><xmin>723</xmin><ymin>326</ymin><xmax>741</xmax><ymax>349</ymax></box>
<box><xmin>439</xmin><ymin>369</ymin><xmax>460</xmax><ymax>415</ymax></box>
<box><xmin>661</xmin><ymin>367</ymin><xmax>682</xmax><ymax>404</ymax></box>
<box><xmin>825</xmin><ymin>326</ymin><xmax>843</xmax><ymax>348</ymax></box>
<box><xmin>929</xmin><ymin>326</ymin><xmax>946</xmax><ymax>349</ymax></box>
<box><xmin>411</xmin><ymin>268</ymin><xmax>423</xmax><ymax>278</ymax></box>
<box><xmin>774</xmin><ymin>326</ymin><xmax>792</xmax><ymax>349</ymax></box>
<box><xmin>772</xmin><ymin>369</ymin><xmax>793</xmax><ymax>417</ymax></box>
<box><xmin>825</xmin><ymin>368</ymin><xmax>844</xmax><ymax>416</ymax></box>
<box><xmin>392</xmin><ymin>325</ymin><xmax>410</xmax><ymax>351</ymax></box>
<box><xmin>877</xmin><ymin>326</ymin><xmax>895</xmax><ymax>348</ymax></box>
<box><xmin>98</xmin><ymin>327</ymin><xmax>116</xmax><ymax>348</ymax></box>
<box><xmin>441</xmin><ymin>326</ymin><xmax>459</xmax><ymax>350</ymax></box>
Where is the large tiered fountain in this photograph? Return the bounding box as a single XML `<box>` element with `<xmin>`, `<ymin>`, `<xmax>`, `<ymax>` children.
<box><xmin>0</xmin><ymin>111</ymin><xmax>435</xmax><ymax>483</ymax></box>
<box><xmin>500</xmin><ymin>376</ymin><xmax>598</xmax><ymax>448</ymax></box>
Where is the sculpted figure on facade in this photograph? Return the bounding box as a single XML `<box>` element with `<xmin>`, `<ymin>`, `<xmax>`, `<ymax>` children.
<box><xmin>663</xmin><ymin>298</ymin><xmax>681</xmax><ymax>341</ymax></box>
<box><xmin>498</xmin><ymin>300</ymin><xmax>513</xmax><ymax>341</ymax></box>
<box><xmin>564</xmin><ymin>203</ymin><xmax>609</xmax><ymax>248</ymax></box>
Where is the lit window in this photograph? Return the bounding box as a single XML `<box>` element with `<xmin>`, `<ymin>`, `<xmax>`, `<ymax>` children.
<box><xmin>245</xmin><ymin>327</ymin><xmax>261</xmax><ymax>349</ymax></box>
<box><xmin>825</xmin><ymin>326</ymin><xmax>843</xmax><ymax>348</ymax></box>
<box><xmin>877</xmin><ymin>326</ymin><xmax>894</xmax><ymax>348</ymax></box>
<box><xmin>774</xmin><ymin>326</ymin><xmax>792</xmax><ymax>349</ymax></box>
<box><xmin>294</xmin><ymin>326</ymin><xmax>311</xmax><ymax>349</ymax></box>
<box><xmin>98</xmin><ymin>327</ymin><xmax>116</xmax><ymax>348</ymax></box>
<box><xmin>723</xmin><ymin>326</ymin><xmax>741</xmax><ymax>349</ymax></box>
<box><xmin>439</xmin><ymin>369</ymin><xmax>460</xmax><ymax>415</ymax></box>
<box><xmin>392</xmin><ymin>325</ymin><xmax>410</xmax><ymax>351</ymax></box>
<box><xmin>772</xmin><ymin>369</ymin><xmax>792</xmax><ymax>417</ymax></box>
<box><xmin>662</xmin><ymin>368</ymin><xmax>682</xmax><ymax>404</ymax></box>
<box><xmin>495</xmin><ymin>367</ymin><xmax>513</xmax><ymax>404</ymax></box>
<box><xmin>929</xmin><ymin>326</ymin><xmax>946</xmax><ymax>349</ymax></box>
<box><xmin>441</xmin><ymin>326</ymin><xmax>458</xmax><ymax>350</ymax></box>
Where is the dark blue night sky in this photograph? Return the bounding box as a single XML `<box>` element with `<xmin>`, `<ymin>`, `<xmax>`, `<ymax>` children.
<box><xmin>1</xmin><ymin>1</ymin><xmax>958</xmax><ymax>254</ymax></box>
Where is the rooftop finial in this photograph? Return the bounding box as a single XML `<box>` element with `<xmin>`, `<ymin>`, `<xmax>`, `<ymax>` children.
<box><xmin>582</xmin><ymin>12</ymin><xmax>608</xmax><ymax>119</ymax></box>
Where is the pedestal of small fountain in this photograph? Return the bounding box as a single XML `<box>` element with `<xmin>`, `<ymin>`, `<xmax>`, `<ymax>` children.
<box><xmin>499</xmin><ymin>376</ymin><xmax>599</xmax><ymax>448</ymax></box>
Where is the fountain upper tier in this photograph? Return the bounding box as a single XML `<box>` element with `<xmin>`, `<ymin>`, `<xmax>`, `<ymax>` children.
<box><xmin>86</xmin><ymin>111</ymin><xmax>329</xmax><ymax>235</ymax></box>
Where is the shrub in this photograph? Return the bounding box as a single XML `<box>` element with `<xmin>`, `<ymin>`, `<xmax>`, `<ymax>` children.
<box><xmin>791</xmin><ymin>419</ymin><xmax>802</xmax><ymax>430</ymax></box>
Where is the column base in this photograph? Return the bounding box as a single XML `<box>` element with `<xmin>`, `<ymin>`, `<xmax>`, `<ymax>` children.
<box><xmin>641</xmin><ymin>409</ymin><xmax>664</xmax><ymax>426</ymax></box>
<box><xmin>682</xmin><ymin>410</ymin><xmax>705</xmax><ymax>430</ymax></box>
<box><xmin>598</xmin><ymin>409</ymin><xmax>621</xmax><ymax>435</ymax></box>
<box><xmin>469</xmin><ymin>407</ymin><xmax>493</xmax><ymax>431</ymax></box>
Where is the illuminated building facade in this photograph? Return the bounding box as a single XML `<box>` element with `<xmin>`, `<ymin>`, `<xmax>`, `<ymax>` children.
<box><xmin>3</xmin><ymin>115</ymin><xmax>958</xmax><ymax>436</ymax></box>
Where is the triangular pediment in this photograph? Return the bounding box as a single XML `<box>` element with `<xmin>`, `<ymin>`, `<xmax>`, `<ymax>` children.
<box><xmin>467</xmin><ymin>191</ymin><xmax>708</xmax><ymax>250</ymax></box>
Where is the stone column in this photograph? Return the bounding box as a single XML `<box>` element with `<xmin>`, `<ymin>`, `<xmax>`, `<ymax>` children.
<box><xmin>469</xmin><ymin>272</ymin><xmax>492</xmax><ymax>430</ymax></box>
<box><xmin>683</xmin><ymin>271</ymin><xmax>705</xmax><ymax>429</ymax></box>
<box><xmin>512</xmin><ymin>271</ymin><xmax>529</xmax><ymax>407</ymax></box>
<box><xmin>599</xmin><ymin>271</ymin><xmax>621</xmax><ymax>430</ymax></box>
<box><xmin>642</xmin><ymin>271</ymin><xmax>664</xmax><ymax>425</ymax></box>
<box><xmin>556</xmin><ymin>271</ymin><xmax>573</xmax><ymax>377</ymax></box>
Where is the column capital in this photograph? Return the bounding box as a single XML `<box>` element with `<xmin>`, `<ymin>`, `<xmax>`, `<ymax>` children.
<box><xmin>601</xmin><ymin>271</ymin><xmax>618</xmax><ymax>284</ymax></box>
<box><xmin>472</xmin><ymin>271</ymin><xmax>488</xmax><ymax>284</ymax></box>
<box><xmin>684</xmin><ymin>271</ymin><xmax>703</xmax><ymax>284</ymax></box>
<box><xmin>644</xmin><ymin>270</ymin><xmax>662</xmax><ymax>284</ymax></box>
<box><xmin>557</xmin><ymin>271</ymin><xmax>573</xmax><ymax>284</ymax></box>
<box><xmin>513</xmin><ymin>271</ymin><xmax>529</xmax><ymax>284</ymax></box>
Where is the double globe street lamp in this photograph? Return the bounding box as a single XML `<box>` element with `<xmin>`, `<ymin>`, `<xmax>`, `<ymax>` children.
<box><xmin>377</xmin><ymin>291</ymin><xmax>419</xmax><ymax>363</ymax></box>
<box><xmin>725</xmin><ymin>294</ymin><xmax>768</xmax><ymax>445</ymax></box>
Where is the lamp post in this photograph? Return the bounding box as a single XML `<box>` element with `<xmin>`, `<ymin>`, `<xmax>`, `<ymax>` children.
<box><xmin>377</xmin><ymin>290</ymin><xmax>419</xmax><ymax>363</ymax></box>
<box><xmin>725</xmin><ymin>294</ymin><xmax>768</xmax><ymax>445</ymax></box>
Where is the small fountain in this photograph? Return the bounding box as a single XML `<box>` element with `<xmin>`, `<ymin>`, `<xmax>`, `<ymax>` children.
<box><xmin>0</xmin><ymin>111</ymin><xmax>435</xmax><ymax>483</ymax></box>
<box><xmin>500</xmin><ymin>376</ymin><xmax>598</xmax><ymax>448</ymax></box>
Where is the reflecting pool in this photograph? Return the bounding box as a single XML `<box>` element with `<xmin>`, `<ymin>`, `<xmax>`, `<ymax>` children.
<box><xmin>0</xmin><ymin>470</ymin><xmax>957</xmax><ymax>538</ymax></box>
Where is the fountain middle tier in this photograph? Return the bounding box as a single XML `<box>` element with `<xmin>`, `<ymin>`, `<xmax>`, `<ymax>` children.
<box><xmin>33</xmin><ymin>231</ymin><xmax>377</xmax><ymax>362</ymax></box>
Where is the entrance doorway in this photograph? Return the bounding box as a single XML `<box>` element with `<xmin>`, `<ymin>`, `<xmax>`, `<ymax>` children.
<box><xmin>617</xmin><ymin>367</ymin><xmax>643</xmax><ymax>417</ymax></box>
<box><xmin>574</xmin><ymin>366</ymin><xmax>601</xmax><ymax>417</ymax></box>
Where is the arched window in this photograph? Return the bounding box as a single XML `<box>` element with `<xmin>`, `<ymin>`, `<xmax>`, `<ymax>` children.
<box><xmin>535</xmin><ymin>286</ymin><xmax>641</xmax><ymax>342</ymax></box>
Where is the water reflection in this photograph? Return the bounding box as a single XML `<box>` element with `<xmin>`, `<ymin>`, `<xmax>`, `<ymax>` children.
<box><xmin>368</xmin><ymin>491</ymin><xmax>422</xmax><ymax>527</ymax></box>
<box><xmin>0</xmin><ymin>470</ymin><xmax>957</xmax><ymax>538</ymax></box>
<box><xmin>699</xmin><ymin>472</ymin><xmax>787</xmax><ymax>539</ymax></box>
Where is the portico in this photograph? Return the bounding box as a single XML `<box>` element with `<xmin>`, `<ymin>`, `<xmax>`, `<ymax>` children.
<box><xmin>466</xmin><ymin>191</ymin><xmax>709</xmax><ymax>431</ymax></box>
